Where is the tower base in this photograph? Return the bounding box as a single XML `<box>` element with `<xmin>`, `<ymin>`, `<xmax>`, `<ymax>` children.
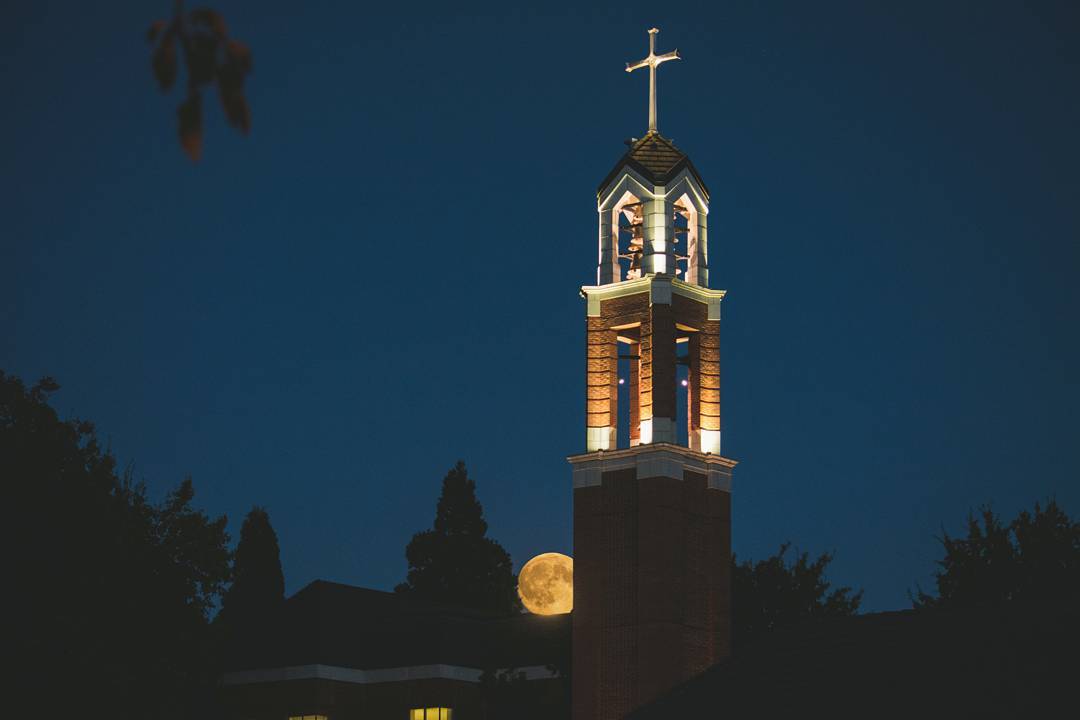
<box><xmin>569</xmin><ymin>444</ymin><xmax>735</xmax><ymax>720</ymax></box>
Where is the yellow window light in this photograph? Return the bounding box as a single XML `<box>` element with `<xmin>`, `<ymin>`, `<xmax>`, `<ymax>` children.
<box><xmin>410</xmin><ymin>708</ymin><xmax>452</xmax><ymax>720</ymax></box>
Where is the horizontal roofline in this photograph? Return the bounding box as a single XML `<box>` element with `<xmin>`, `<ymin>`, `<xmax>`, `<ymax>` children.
<box><xmin>222</xmin><ymin>663</ymin><xmax>559</xmax><ymax>686</ymax></box>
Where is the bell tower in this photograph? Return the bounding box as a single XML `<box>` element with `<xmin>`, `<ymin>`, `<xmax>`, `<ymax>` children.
<box><xmin>569</xmin><ymin>28</ymin><xmax>736</xmax><ymax>720</ymax></box>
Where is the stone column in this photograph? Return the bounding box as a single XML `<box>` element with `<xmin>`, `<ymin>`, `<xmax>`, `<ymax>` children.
<box><xmin>597</xmin><ymin>208</ymin><xmax>620</xmax><ymax>285</ymax></box>
<box><xmin>597</xmin><ymin>209</ymin><xmax>612</xmax><ymax>285</ymax></box>
<box><xmin>586</xmin><ymin>319</ymin><xmax>618</xmax><ymax>451</ymax></box>
<box><xmin>648</xmin><ymin>300</ymin><xmax>677</xmax><ymax>444</ymax></box>
<box><xmin>688</xmin><ymin>332</ymin><xmax>701</xmax><ymax>451</ymax></box>
<box><xmin>628</xmin><ymin>337</ymin><xmax>641</xmax><ymax>446</ymax></box>
<box><xmin>638</xmin><ymin>314</ymin><xmax>653</xmax><ymax>441</ymax></box>
<box><xmin>696</xmin><ymin>215</ymin><xmax>709</xmax><ymax>288</ymax></box>
<box><xmin>641</xmin><ymin>196</ymin><xmax>675</xmax><ymax>275</ymax></box>
<box><xmin>699</xmin><ymin>319</ymin><xmax>721</xmax><ymax>454</ymax></box>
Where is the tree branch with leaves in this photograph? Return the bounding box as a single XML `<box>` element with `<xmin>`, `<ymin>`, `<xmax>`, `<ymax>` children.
<box><xmin>732</xmin><ymin>542</ymin><xmax>863</xmax><ymax>650</ymax></box>
<box><xmin>148</xmin><ymin>2</ymin><xmax>252</xmax><ymax>160</ymax></box>
<box><xmin>913</xmin><ymin>501</ymin><xmax>1080</xmax><ymax>610</ymax></box>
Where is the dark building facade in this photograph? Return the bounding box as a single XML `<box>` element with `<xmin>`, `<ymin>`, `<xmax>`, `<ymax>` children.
<box><xmin>220</xmin><ymin>581</ymin><xmax>569</xmax><ymax>720</ymax></box>
<box><xmin>628</xmin><ymin>604</ymin><xmax>1080</xmax><ymax>719</ymax></box>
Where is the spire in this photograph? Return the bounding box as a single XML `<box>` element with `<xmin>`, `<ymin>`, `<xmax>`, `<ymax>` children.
<box><xmin>625</xmin><ymin>28</ymin><xmax>681</xmax><ymax>134</ymax></box>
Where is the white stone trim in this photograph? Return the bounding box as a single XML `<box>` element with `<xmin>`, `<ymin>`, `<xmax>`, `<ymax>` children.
<box><xmin>648</xmin><ymin>417</ymin><xmax>677</xmax><ymax>444</ymax></box>
<box><xmin>597</xmin><ymin>168</ymin><xmax>709</xmax><ymax>215</ymax></box>
<box><xmin>581</xmin><ymin>276</ymin><xmax>725</xmax><ymax>317</ymax></box>
<box><xmin>568</xmin><ymin>443</ymin><xmax>736</xmax><ymax>491</ymax></box>
<box><xmin>650</xmin><ymin>277</ymin><xmax>672</xmax><ymax>306</ymax></box>
<box><xmin>663</xmin><ymin>169</ymin><xmax>709</xmax><ymax>215</ymax></box>
<box><xmin>582</xmin><ymin>275</ymin><xmax>653</xmax><ymax>316</ymax></box>
<box><xmin>597</xmin><ymin>164</ymin><xmax>711</xmax><ymax>288</ymax></box>
<box><xmin>586</xmin><ymin>426</ymin><xmax>613</xmax><ymax>452</ymax></box>
<box><xmin>598</xmin><ymin>168</ymin><xmax>657</xmax><ymax>211</ymax></box>
<box><xmin>700</xmin><ymin>429</ymin><xmax>722</xmax><ymax>456</ymax></box>
<box><xmin>669</xmin><ymin>280</ymin><xmax>726</xmax><ymax>318</ymax></box>
<box><xmin>638</xmin><ymin>418</ymin><xmax>653</xmax><ymax>445</ymax></box>
<box><xmin>221</xmin><ymin>663</ymin><xmax>559</xmax><ymax>687</ymax></box>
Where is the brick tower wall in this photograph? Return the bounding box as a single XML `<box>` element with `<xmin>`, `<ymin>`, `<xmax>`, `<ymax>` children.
<box><xmin>573</xmin><ymin>466</ymin><xmax>731</xmax><ymax>720</ymax></box>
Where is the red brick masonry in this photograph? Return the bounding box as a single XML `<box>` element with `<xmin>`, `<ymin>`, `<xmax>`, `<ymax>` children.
<box><xmin>573</xmin><ymin>460</ymin><xmax>731</xmax><ymax>720</ymax></box>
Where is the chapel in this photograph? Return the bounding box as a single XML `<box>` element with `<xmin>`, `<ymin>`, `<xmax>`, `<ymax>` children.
<box><xmin>220</xmin><ymin>27</ymin><xmax>736</xmax><ymax>720</ymax></box>
<box><xmin>568</xmin><ymin>27</ymin><xmax>735</xmax><ymax>720</ymax></box>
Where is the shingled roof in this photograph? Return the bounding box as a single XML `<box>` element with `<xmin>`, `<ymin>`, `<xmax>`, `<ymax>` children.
<box><xmin>597</xmin><ymin>131</ymin><xmax>709</xmax><ymax>199</ymax></box>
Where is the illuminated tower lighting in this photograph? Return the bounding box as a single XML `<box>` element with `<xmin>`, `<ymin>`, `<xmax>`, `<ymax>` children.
<box><xmin>569</xmin><ymin>27</ymin><xmax>738</xmax><ymax>720</ymax></box>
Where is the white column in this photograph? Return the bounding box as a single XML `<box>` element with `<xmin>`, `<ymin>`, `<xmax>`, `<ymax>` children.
<box><xmin>696</xmin><ymin>216</ymin><xmax>709</xmax><ymax>287</ymax></box>
<box><xmin>597</xmin><ymin>210</ymin><xmax>614</xmax><ymax>285</ymax></box>
<box><xmin>642</xmin><ymin>195</ymin><xmax>674</xmax><ymax>275</ymax></box>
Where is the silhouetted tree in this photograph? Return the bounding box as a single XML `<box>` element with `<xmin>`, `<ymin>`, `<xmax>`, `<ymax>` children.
<box><xmin>218</xmin><ymin>506</ymin><xmax>285</xmax><ymax>639</ymax></box>
<box><xmin>397</xmin><ymin>461</ymin><xmax>521</xmax><ymax>615</ymax></box>
<box><xmin>2</xmin><ymin>371</ymin><xmax>230</xmax><ymax>717</ymax></box>
<box><xmin>480</xmin><ymin>664</ymin><xmax>570</xmax><ymax>720</ymax></box>
<box><xmin>913</xmin><ymin>500</ymin><xmax>1080</xmax><ymax>610</ymax></box>
<box><xmin>732</xmin><ymin>543</ymin><xmax>862</xmax><ymax>650</ymax></box>
<box><xmin>148</xmin><ymin>1</ymin><xmax>252</xmax><ymax>160</ymax></box>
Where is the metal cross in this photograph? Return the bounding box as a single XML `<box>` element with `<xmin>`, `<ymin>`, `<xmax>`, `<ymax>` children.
<box><xmin>625</xmin><ymin>28</ymin><xmax>681</xmax><ymax>134</ymax></box>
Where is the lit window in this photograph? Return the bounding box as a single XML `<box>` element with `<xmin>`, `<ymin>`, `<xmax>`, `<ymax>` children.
<box><xmin>409</xmin><ymin>709</ymin><xmax>452</xmax><ymax>720</ymax></box>
<box><xmin>288</xmin><ymin>715</ymin><xmax>328</xmax><ymax>720</ymax></box>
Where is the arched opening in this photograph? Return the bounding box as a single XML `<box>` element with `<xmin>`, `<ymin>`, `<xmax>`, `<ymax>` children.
<box><xmin>673</xmin><ymin>194</ymin><xmax>699</xmax><ymax>283</ymax></box>
<box><xmin>612</xmin><ymin>192</ymin><xmax>644</xmax><ymax>281</ymax></box>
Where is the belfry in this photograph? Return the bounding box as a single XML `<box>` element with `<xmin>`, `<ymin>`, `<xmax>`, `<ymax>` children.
<box><xmin>569</xmin><ymin>28</ymin><xmax>737</xmax><ymax>719</ymax></box>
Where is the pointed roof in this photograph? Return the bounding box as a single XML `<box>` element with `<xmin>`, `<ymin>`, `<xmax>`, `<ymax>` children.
<box><xmin>598</xmin><ymin>131</ymin><xmax>709</xmax><ymax>199</ymax></box>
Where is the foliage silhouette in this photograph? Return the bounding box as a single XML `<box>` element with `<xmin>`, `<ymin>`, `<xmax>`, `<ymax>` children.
<box><xmin>397</xmin><ymin>460</ymin><xmax>522</xmax><ymax>616</ymax></box>
<box><xmin>2</xmin><ymin>371</ymin><xmax>230</xmax><ymax>718</ymax></box>
<box><xmin>732</xmin><ymin>542</ymin><xmax>862</xmax><ymax>650</ymax></box>
<box><xmin>480</xmin><ymin>663</ymin><xmax>570</xmax><ymax>720</ymax></box>
<box><xmin>148</xmin><ymin>1</ymin><xmax>252</xmax><ymax>160</ymax></box>
<box><xmin>217</xmin><ymin>506</ymin><xmax>285</xmax><ymax>642</ymax></box>
<box><xmin>913</xmin><ymin>500</ymin><xmax>1080</xmax><ymax>609</ymax></box>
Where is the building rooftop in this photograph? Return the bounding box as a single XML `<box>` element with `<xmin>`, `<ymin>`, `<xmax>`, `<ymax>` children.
<box><xmin>628</xmin><ymin>603</ymin><xmax>1077</xmax><ymax>719</ymax></box>
<box><xmin>224</xmin><ymin>579</ymin><xmax>570</xmax><ymax>674</ymax></box>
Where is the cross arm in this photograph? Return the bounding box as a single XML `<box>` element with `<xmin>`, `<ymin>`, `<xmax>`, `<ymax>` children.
<box><xmin>654</xmin><ymin>49</ymin><xmax>681</xmax><ymax>65</ymax></box>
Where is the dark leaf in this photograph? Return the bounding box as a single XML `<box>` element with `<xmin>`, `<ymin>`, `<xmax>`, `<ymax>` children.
<box><xmin>217</xmin><ymin>59</ymin><xmax>251</xmax><ymax>133</ymax></box>
<box><xmin>177</xmin><ymin>92</ymin><xmax>203</xmax><ymax>161</ymax></box>
<box><xmin>217</xmin><ymin>83</ymin><xmax>251</xmax><ymax>134</ymax></box>
<box><xmin>217</xmin><ymin>42</ymin><xmax>253</xmax><ymax>134</ymax></box>
<box><xmin>189</xmin><ymin>7</ymin><xmax>227</xmax><ymax>37</ymax></box>
<box><xmin>186</xmin><ymin>35</ymin><xmax>219</xmax><ymax>87</ymax></box>
<box><xmin>146</xmin><ymin>20</ymin><xmax>166</xmax><ymax>44</ymax></box>
<box><xmin>225</xmin><ymin>40</ymin><xmax>253</xmax><ymax>74</ymax></box>
<box><xmin>151</xmin><ymin>34</ymin><xmax>178</xmax><ymax>91</ymax></box>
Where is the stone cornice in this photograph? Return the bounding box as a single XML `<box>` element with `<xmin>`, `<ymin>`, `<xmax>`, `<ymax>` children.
<box><xmin>580</xmin><ymin>275</ymin><xmax>726</xmax><ymax>318</ymax></box>
<box><xmin>568</xmin><ymin>442</ymin><xmax>737</xmax><ymax>491</ymax></box>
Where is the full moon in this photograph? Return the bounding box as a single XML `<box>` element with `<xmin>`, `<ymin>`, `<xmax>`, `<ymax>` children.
<box><xmin>518</xmin><ymin>552</ymin><xmax>574</xmax><ymax>615</ymax></box>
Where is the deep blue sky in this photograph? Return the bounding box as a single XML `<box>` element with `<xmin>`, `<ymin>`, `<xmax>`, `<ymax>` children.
<box><xmin>3</xmin><ymin>1</ymin><xmax>1078</xmax><ymax>611</ymax></box>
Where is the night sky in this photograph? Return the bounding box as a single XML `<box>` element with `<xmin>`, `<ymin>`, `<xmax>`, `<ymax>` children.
<box><xmin>4</xmin><ymin>1</ymin><xmax>1078</xmax><ymax>612</ymax></box>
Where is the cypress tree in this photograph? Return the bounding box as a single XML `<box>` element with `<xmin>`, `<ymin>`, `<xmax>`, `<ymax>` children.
<box><xmin>220</xmin><ymin>506</ymin><xmax>285</xmax><ymax>636</ymax></box>
<box><xmin>397</xmin><ymin>461</ymin><xmax>521</xmax><ymax>615</ymax></box>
